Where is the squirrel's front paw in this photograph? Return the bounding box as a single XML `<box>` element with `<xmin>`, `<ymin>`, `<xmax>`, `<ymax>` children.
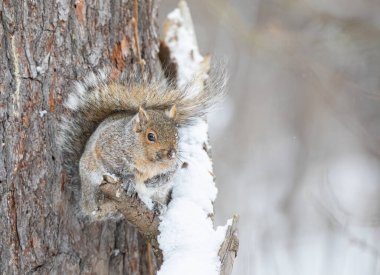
<box><xmin>122</xmin><ymin>175</ymin><xmax>137</xmax><ymax>196</ymax></box>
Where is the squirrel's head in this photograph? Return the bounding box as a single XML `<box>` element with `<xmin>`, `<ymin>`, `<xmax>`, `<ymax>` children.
<box><xmin>131</xmin><ymin>106</ymin><xmax>178</xmax><ymax>174</ymax></box>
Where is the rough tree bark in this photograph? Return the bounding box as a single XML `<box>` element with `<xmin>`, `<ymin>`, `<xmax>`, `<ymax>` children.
<box><xmin>0</xmin><ymin>0</ymin><xmax>160</xmax><ymax>274</ymax></box>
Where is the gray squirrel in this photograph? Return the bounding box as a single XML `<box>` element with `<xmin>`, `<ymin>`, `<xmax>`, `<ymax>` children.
<box><xmin>60</xmin><ymin>68</ymin><xmax>224</xmax><ymax>217</ymax></box>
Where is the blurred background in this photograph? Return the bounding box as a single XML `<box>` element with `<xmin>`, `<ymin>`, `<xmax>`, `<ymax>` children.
<box><xmin>160</xmin><ymin>1</ymin><xmax>380</xmax><ymax>274</ymax></box>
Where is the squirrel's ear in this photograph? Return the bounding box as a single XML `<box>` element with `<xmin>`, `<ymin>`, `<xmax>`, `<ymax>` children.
<box><xmin>165</xmin><ymin>105</ymin><xmax>177</xmax><ymax>119</ymax></box>
<box><xmin>133</xmin><ymin>107</ymin><xmax>149</xmax><ymax>132</ymax></box>
<box><xmin>138</xmin><ymin>107</ymin><xmax>149</xmax><ymax>123</ymax></box>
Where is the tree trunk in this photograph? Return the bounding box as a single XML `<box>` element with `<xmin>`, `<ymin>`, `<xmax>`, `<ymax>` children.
<box><xmin>0</xmin><ymin>0</ymin><xmax>159</xmax><ymax>274</ymax></box>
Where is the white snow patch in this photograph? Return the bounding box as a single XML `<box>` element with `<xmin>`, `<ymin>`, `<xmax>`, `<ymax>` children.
<box><xmin>157</xmin><ymin>120</ymin><xmax>228</xmax><ymax>275</ymax></box>
<box><xmin>164</xmin><ymin>7</ymin><xmax>205</xmax><ymax>92</ymax></box>
<box><xmin>39</xmin><ymin>110</ymin><xmax>47</xmax><ymax>117</ymax></box>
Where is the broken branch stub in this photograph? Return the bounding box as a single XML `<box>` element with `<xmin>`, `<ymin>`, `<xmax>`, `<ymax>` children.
<box><xmin>218</xmin><ymin>216</ymin><xmax>239</xmax><ymax>275</ymax></box>
<box><xmin>99</xmin><ymin>177</ymin><xmax>163</xmax><ymax>265</ymax></box>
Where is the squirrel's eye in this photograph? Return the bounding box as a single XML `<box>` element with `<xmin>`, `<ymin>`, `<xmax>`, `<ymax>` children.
<box><xmin>147</xmin><ymin>132</ymin><xmax>156</xmax><ymax>142</ymax></box>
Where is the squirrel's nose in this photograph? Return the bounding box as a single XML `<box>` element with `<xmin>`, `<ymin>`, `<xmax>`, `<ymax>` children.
<box><xmin>167</xmin><ymin>149</ymin><xmax>176</xmax><ymax>160</ymax></box>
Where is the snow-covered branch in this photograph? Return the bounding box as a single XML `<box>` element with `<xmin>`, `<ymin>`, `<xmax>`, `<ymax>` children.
<box><xmin>158</xmin><ymin>1</ymin><xmax>238</xmax><ymax>275</ymax></box>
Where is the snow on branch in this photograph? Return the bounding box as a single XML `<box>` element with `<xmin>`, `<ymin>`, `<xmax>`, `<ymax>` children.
<box><xmin>158</xmin><ymin>1</ymin><xmax>238</xmax><ymax>275</ymax></box>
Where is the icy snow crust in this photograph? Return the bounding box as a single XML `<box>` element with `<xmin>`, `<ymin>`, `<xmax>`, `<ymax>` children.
<box><xmin>158</xmin><ymin>121</ymin><xmax>227</xmax><ymax>275</ymax></box>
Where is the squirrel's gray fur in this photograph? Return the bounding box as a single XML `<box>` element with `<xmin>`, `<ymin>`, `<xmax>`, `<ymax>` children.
<box><xmin>59</xmin><ymin>67</ymin><xmax>225</xmax><ymax>216</ymax></box>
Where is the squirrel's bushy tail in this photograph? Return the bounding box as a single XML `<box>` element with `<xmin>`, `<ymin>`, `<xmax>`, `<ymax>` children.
<box><xmin>59</xmin><ymin>66</ymin><xmax>226</xmax><ymax>186</ymax></box>
<box><xmin>175</xmin><ymin>67</ymin><xmax>227</xmax><ymax>125</ymax></box>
